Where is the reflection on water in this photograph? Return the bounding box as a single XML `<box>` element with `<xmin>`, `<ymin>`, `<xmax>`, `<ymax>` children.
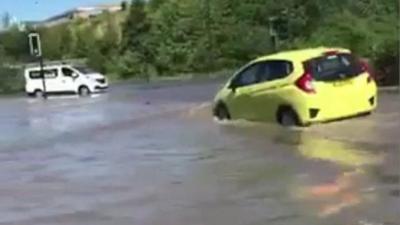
<box><xmin>278</xmin><ymin>130</ymin><xmax>383</xmax><ymax>218</ymax></box>
<box><xmin>214</xmin><ymin>120</ymin><xmax>386</xmax><ymax>220</ymax></box>
<box><xmin>294</xmin><ymin>170</ymin><xmax>366</xmax><ymax>218</ymax></box>
<box><xmin>297</xmin><ymin>137</ymin><xmax>383</xmax><ymax>167</ymax></box>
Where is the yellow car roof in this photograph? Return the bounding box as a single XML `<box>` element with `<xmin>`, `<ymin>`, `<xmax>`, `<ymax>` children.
<box><xmin>254</xmin><ymin>47</ymin><xmax>351</xmax><ymax>63</ymax></box>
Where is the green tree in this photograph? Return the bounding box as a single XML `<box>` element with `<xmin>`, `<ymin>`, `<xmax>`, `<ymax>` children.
<box><xmin>121</xmin><ymin>1</ymin><xmax>128</xmax><ymax>11</ymax></box>
<box><xmin>99</xmin><ymin>13</ymin><xmax>123</xmax><ymax>75</ymax></box>
<box><xmin>0</xmin><ymin>27</ymin><xmax>29</xmax><ymax>61</ymax></box>
<box><xmin>148</xmin><ymin>0</ymin><xmax>165</xmax><ymax>11</ymax></box>
<box><xmin>39</xmin><ymin>25</ymin><xmax>64</xmax><ymax>59</ymax></box>
<box><xmin>60</xmin><ymin>25</ymin><xmax>76</xmax><ymax>58</ymax></box>
<box><xmin>0</xmin><ymin>44</ymin><xmax>12</xmax><ymax>63</ymax></box>
<box><xmin>149</xmin><ymin>0</ymin><xmax>200</xmax><ymax>73</ymax></box>
<box><xmin>122</xmin><ymin>0</ymin><xmax>149</xmax><ymax>50</ymax></box>
<box><xmin>74</xmin><ymin>26</ymin><xmax>96</xmax><ymax>58</ymax></box>
<box><xmin>101</xmin><ymin>13</ymin><xmax>121</xmax><ymax>54</ymax></box>
<box><xmin>0</xmin><ymin>0</ymin><xmax>397</xmax><ymax>85</ymax></box>
<box><xmin>120</xmin><ymin>0</ymin><xmax>152</xmax><ymax>77</ymax></box>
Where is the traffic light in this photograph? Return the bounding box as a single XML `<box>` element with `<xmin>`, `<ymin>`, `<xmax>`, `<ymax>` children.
<box><xmin>28</xmin><ymin>33</ymin><xmax>42</xmax><ymax>57</ymax></box>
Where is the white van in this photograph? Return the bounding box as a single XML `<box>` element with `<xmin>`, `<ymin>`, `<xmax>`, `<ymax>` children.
<box><xmin>24</xmin><ymin>64</ymin><xmax>108</xmax><ymax>97</ymax></box>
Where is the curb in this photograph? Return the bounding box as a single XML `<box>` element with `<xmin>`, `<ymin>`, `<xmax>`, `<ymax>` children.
<box><xmin>379</xmin><ymin>86</ymin><xmax>400</xmax><ymax>93</ymax></box>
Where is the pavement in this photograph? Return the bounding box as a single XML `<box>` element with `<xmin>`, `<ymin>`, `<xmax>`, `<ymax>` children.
<box><xmin>0</xmin><ymin>80</ymin><xmax>399</xmax><ymax>225</ymax></box>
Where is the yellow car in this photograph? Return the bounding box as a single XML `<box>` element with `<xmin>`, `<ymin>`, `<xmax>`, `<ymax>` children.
<box><xmin>213</xmin><ymin>47</ymin><xmax>377</xmax><ymax>126</ymax></box>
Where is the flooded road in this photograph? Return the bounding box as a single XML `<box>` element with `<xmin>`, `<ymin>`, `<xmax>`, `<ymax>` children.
<box><xmin>0</xmin><ymin>80</ymin><xmax>399</xmax><ymax>225</ymax></box>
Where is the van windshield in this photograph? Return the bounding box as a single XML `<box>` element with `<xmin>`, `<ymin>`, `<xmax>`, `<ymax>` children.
<box><xmin>308</xmin><ymin>53</ymin><xmax>362</xmax><ymax>81</ymax></box>
<box><xmin>74</xmin><ymin>66</ymin><xmax>97</xmax><ymax>74</ymax></box>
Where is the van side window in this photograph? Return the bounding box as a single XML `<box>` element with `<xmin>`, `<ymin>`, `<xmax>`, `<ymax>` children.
<box><xmin>62</xmin><ymin>68</ymin><xmax>76</xmax><ymax>77</ymax></box>
<box><xmin>258</xmin><ymin>60</ymin><xmax>293</xmax><ymax>82</ymax></box>
<box><xmin>29</xmin><ymin>69</ymin><xmax>58</xmax><ymax>79</ymax></box>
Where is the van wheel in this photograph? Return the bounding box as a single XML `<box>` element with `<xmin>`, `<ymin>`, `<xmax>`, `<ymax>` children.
<box><xmin>34</xmin><ymin>90</ymin><xmax>44</xmax><ymax>98</ymax></box>
<box><xmin>78</xmin><ymin>86</ymin><xmax>91</xmax><ymax>97</ymax></box>
<box><xmin>214</xmin><ymin>104</ymin><xmax>231</xmax><ymax>121</ymax></box>
<box><xmin>278</xmin><ymin>108</ymin><xmax>300</xmax><ymax>127</ymax></box>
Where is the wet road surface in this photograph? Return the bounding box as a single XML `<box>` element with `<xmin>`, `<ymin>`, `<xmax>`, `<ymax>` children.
<box><xmin>0</xmin><ymin>80</ymin><xmax>399</xmax><ymax>225</ymax></box>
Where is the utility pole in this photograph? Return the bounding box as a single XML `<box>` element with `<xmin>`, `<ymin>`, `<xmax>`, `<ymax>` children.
<box><xmin>39</xmin><ymin>56</ymin><xmax>46</xmax><ymax>98</ymax></box>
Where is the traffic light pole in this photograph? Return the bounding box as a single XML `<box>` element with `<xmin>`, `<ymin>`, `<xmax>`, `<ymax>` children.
<box><xmin>205</xmin><ymin>0</ymin><xmax>213</xmax><ymax>75</ymax></box>
<box><xmin>28</xmin><ymin>32</ymin><xmax>47</xmax><ymax>99</ymax></box>
<box><xmin>39</xmin><ymin>56</ymin><xmax>47</xmax><ymax>99</ymax></box>
<box><xmin>398</xmin><ymin>2</ymin><xmax>400</xmax><ymax>94</ymax></box>
<box><xmin>397</xmin><ymin>1</ymin><xmax>400</xmax><ymax>95</ymax></box>
<box><xmin>269</xmin><ymin>17</ymin><xmax>278</xmax><ymax>53</ymax></box>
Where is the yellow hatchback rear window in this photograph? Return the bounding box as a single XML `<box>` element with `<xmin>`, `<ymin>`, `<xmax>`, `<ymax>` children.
<box><xmin>307</xmin><ymin>53</ymin><xmax>362</xmax><ymax>81</ymax></box>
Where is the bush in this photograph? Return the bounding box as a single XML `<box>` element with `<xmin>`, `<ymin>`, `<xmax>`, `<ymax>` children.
<box><xmin>374</xmin><ymin>44</ymin><xmax>399</xmax><ymax>86</ymax></box>
<box><xmin>0</xmin><ymin>66</ymin><xmax>24</xmax><ymax>93</ymax></box>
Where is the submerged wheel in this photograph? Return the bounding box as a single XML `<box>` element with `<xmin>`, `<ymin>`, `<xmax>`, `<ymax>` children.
<box><xmin>78</xmin><ymin>86</ymin><xmax>91</xmax><ymax>97</ymax></box>
<box><xmin>278</xmin><ymin>108</ymin><xmax>300</xmax><ymax>127</ymax></box>
<box><xmin>34</xmin><ymin>90</ymin><xmax>44</xmax><ymax>98</ymax></box>
<box><xmin>214</xmin><ymin>104</ymin><xmax>231</xmax><ymax>121</ymax></box>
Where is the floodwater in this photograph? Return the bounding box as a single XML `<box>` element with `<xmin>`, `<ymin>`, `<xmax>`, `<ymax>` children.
<box><xmin>0</xmin><ymin>80</ymin><xmax>399</xmax><ymax>225</ymax></box>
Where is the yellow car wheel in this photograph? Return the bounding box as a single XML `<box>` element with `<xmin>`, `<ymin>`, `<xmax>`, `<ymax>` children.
<box><xmin>213</xmin><ymin>103</ymin><xmax>231</xmax><ymax>121</ymax></box>
<box><xmin>277</xmin><ymin>107</ymin><xmax>300</xmax><ymax>127</ymax></box>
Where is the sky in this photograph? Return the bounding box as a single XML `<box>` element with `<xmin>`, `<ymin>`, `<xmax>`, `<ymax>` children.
<box><xmin>0</xmin><ymin>0</ymin><xmax>121</xmax><ymax>21</ymax></box>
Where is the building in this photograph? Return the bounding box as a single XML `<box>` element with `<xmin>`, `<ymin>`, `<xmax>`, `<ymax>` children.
<box><xmin>36</xmin><ymin>4</ymin><xmax>123</xmax><ymax>28</ymax></box>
